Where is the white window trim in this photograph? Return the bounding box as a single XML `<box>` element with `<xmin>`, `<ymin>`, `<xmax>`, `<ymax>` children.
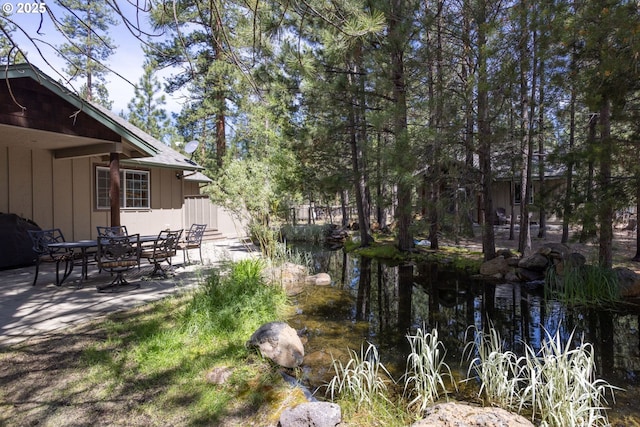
<box><xmin>96</xmin><ymin>166</ymin><xmax>150</xmax><ymax>210</ymax></box>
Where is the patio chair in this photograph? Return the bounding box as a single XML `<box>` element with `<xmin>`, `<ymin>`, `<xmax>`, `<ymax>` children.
<box><xmin>141</xmin><ymin>229</ymin><xmax>183</xmax><ymax>278</ymax></box>
<box><xmin>96</xmin><ymin>225</ymin><xmax>128</xmax><ymax>237</ymax></box>
<box><xmin>27</xmin><ymin>228</ymin><xmax>74</xmax><ymax>286</ymax></box>
<box><xmin>95</xmin><ymin>234</ymin><xmax>141</xmax><ymax>292</ymax></box>
<box><xmin>96</xmin><ymin>225</ymin><xmax>130</xmax><ymax>271</ymax></box>
<box><xmin>179</xmin><ymin>223</ymin><xmax>207</xmax><ymax>264</ymax></box>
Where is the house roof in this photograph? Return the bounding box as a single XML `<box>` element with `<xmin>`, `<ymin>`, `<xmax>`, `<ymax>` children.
<box><xmin>90</xmin><ymin>102</ymin><xmax>204</xmax><ymax>172</ymax></box>
<box><xmin>2</xmin><ymin>63</ymin><xmax>205</xmax><ymax>173</ymax></box>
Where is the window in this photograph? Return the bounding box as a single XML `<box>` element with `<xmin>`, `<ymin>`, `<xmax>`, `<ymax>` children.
<box><xmin>96</xmin><ymin>167</ymin><xmax>150</xmax><ymax>209</ymax></box>
<box><xmin>514</xmin><ymin>182</ymin><xmax>534</xmax><ymax>205</ymax></box>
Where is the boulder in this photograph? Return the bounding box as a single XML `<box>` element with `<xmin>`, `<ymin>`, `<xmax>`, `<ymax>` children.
<box><xmin>496</xmin><ymin>248</ymin><xmax>515</xmax><ymax>259</ymax></box>
<box><xmin>248</xmin><ymin>322</ymin><xmax>305</xmax><ymax>368</ymax></box>
<box><xmin>480</xmin><ymin>256</ymin><xmax>510</xmax><ymax>277</ymax></box>
<box><xmin>263</xmin><ymin>262</ymin><xmax>308</xmax><ymax>296</ymax></box>
<box><xmin>615</xmin><ymin>267</ymin><xmax>640</xmax><ymax>298</ymax></box>
<box><xmin>0</xmin><ymin>213</ymin><xmax>40</xmax><ymax>270</ymax></box>
<box><xmin>518</xmin><ymin>253</ymin><xmax>550</xmax><ymax>271</ymax></box>
<box><xmin>305</xmin><ymin>273</ymin><xmax>332</xmax><ymax>286</ymax></box>
<box><xmin>516</xmin><ymin>268</ymin><xmax>546</xmax><ymax>283</ymax></box>
<box><xmin>279</xmin><ymin>402</ymin><xmax>341</xmax><ymax>427</ymax></box>
<box><xmin>412</xmin><ymin>402</ymin><xmax>534</xmax><ymax>427</ymax></box>
<box><xmin>539</xmin><ymin>242</ymin><xmax>571</xmax><ymax>260</ymax></box>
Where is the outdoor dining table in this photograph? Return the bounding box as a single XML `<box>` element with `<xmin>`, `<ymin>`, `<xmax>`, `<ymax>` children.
<box><xmin>48</xmin><ymin>234</ymin><xmax>159</xmax><ymax>284</ymax></box>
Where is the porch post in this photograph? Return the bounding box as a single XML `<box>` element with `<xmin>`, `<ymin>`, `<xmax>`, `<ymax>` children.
<box><xmin>110</xmin><ymin>152</ymin><xmax>121</xmax><ymax>226</ymax></box>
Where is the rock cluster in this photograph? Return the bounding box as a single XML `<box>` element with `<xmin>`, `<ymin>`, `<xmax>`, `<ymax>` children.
<box><xmin>479</xmin><ymin>242</ymin><xmax>640</xmax><ymax>297</ymax></box>
<box><xmin>263</xmin><ymin>263</ymin><xmax>333</xmax><ymax>295</ymax></box>
<box><xmin>325</xmin><ymin>225</ymin><xmax>349</xmax><ymax>248</ymax></box>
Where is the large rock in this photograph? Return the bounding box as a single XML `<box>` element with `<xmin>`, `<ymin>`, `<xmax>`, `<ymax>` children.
<box><xmin>263</xmin><ymin>262</ymin><xmax>308</xmax><ymax>296</ymax></box>
<box><xmin>248</xmin><ymin>322</ymin><xmax>305</xmax><ymax>368</ymax></box>
<box><xmin>412</xmin><ymin>402</ymin><xmax>534</xmax><ymax>427</ymax></box>
<box><xmin>305</xmin><ymin>273</ymin><xmax>332</xmax><ymax>286</ymax></box>
<box><xmin>480</xmin><ymin>256</ymin><xmax>510</xmax><ymax>277</ymax></box>
<box><xmin>518</xmin><ymin>253</ymin><xmax>550</xmax><ymax>271</ymax></box>
<box><xmin>279</xmin><ymin>402</ymin><xmax>341</xmax><ymax>427</ymax></box>
<box><xmin>0</xmin><ymin>213</ymin><xmax>40</xmax><ymax>270</ymax></box>
<box><xmin>538</xmin><ymin>242</ymin><xmax>571</xmax><ymax>260</ymax></box>
<box><xmin>615</xmin><ymin>267</ymin><xmax>640</xmax><ymax>298</ymax></box>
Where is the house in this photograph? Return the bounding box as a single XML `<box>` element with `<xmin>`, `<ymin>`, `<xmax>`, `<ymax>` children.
<box><xmin>0</xmin><ymin>63</ymin><xmax>243</xmax><ymax>262</ymax></box>
<box><xmin>491</xmin><ymin>163</ymin><xmax>567</xmax><ymax>225</ymax></box>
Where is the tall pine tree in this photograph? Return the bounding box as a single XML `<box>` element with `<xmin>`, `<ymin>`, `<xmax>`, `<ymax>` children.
<box><xmin>56</xmin><ymin>0</ymin><xmax>117</xmax><ymax>108</ymax></box>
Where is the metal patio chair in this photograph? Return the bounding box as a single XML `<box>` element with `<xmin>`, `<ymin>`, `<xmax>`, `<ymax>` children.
<box><xmin>179</xmin><ymin>224</ymin><xmax>207</xmax><ymax>264</ymax></box>
<box><xmin>96</xmin><ymin>225</ymin><xmax>128</xmax><ymax>237</ymax></box>
<box><xmin>141</xmin><ymin>229</ymin><xmax>183</xmax><ymax>278</ymax></box>
<box><xmin>95</xmin><ymin>234</ymin><xmax>141</xmax><ymax>292</ymax></box>
<box><xmin>27</xmin><ymin>228</ymin><xmax>74</xmax><ymax>286</ymax></box>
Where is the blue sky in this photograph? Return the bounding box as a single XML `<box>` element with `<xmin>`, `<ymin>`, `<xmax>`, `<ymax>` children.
<box><xmin>5</xmin><ymin>1</ymin><xmax>182</xmax><ymax>115</ymax></box>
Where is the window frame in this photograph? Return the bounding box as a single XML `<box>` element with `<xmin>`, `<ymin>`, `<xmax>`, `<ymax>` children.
<box><xmin>514</xmin><ymin>182</ymin><xmax>534</xmax><ymax>205</ymax></box>
<box><xmin>95</xmin><ymin>166</ymin><xmax>150</xmax><ymax>210</ymax></box>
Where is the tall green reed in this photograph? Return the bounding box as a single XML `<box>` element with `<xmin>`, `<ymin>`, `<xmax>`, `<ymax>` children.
<box><xmin>403</xmin><ymin>327</ymin><xmax>456</xmax><ymax>414</ymax></box>
<box><xmin>463</xmin><ymin>325</ymin><xmax>525</xmax><ymax>412</ymax></box>
<box><xmin>464</xmin><ymin>325</ymin><xmax>620</xmax><ymax>426</ymax></box>
<box><xmin>545</xmin><ymin>263</ymin><xmax>619</xmax><ymax>306</ymax></box>
<box><xmin>326</xmin><ymin>342</ymin><xmax>393</xmax><ymax>408</ymax></box>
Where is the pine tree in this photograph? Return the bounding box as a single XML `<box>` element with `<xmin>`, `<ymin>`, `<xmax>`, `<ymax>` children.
<box><xmin>56</xmin><ymin>0</ymin><xmax>117</xmax><ymax>108</ymax></box>
<box><xmin>126</xmin><ymin>55</ymin><xmax>173</xmax><ymax>143</ymax></box>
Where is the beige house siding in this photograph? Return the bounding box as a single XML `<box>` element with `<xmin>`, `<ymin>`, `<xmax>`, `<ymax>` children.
<box><xmin>492</xmin><ymin>178</ymin><xmax>565</xmax><ymax>224</ymax></box>
<box><xmin>0</xmin><ymin>145</ymin><xmax>210</xmax><ymax>240</ymax></box>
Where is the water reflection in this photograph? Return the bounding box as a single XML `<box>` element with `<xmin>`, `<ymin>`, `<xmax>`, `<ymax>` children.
<box><xmin>289</xmin><ymin>246</ymin><xmax>640</xmax><ymax>397</ymax></box>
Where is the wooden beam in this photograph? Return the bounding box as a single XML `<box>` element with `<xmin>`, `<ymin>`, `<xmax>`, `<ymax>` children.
<box><xmin>110</xmin><ymin>152</ymin><xmax>121</xmax><ymax>226</ymax></box>
<box><xmin>53</xmin><ymin>142</ymin><xmax>122</xmax><ymax>159</ymax></box>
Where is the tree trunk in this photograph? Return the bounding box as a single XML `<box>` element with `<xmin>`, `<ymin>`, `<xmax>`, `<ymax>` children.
<box><xmin>340</xmin><ymin>190</ymin><xmax>349</xmax><ymax>227</ymax></box>
<box><xmin>537</xmin><ymin>54</ymin><xmax>546</xmax><ymax>238</ymax></box>
<box><xmin>348</xmin><ymin>50</ymin><xmax>372</xmax><ymax>246</ymax></box>
<box><xmin>580</xmin><ymin>114</ymin><xmax>598</xmax><ymax>243</ymax></box>
<box><xmin>633</xmin><ymin>178</ymin><xmax>640</xmax><ymax>261</ymax></box>
<box><xmin>562</xmin><ymin>84</ymin><xmax>576</xmax><ymax>244</ymax></box>
<box><xmin>598</xmin><ymin>97</ymin><xmax>614</xmax><ymax>268</ymax></box>
<box><xmin>477</xmin><ymin>0</ymin><xmax>495</xmax><ymax>260</ymax></box>
<box><xmin>388</xmin><ymin>0</ymin><xmax>414</xmax><ymax>252</ymax></box>
<box><xmin>518</xmin><ymin>2</ymin><xmax>534</xmax><ymax>255</ymax></box>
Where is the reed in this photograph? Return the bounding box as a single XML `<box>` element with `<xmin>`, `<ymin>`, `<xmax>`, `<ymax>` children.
<box><xmin>402</xmin><ymin>327</ymin><xmax>456</xmax><ymax>414</ymax></box>
<box><xmin>545</xmin><ymin>263</ymin><xmax>619</xmax><ymax>306</ymax></box>
<box><xmin>463</xmin><ymin>325</ymin><xmax>620</xmax><ymax>426</ymax></box>
<box><xmin>519</xmin><ymin>328</ymin><xmax>619</xmax><ymax>426</ymax></box>
<box><xmin>326</xmin><ymin>342</ymin><xmax>393</xmax><ymax>408</ymax></box>
<box><xmin>463</xmin><ymin>325</ymin><xmax>525</xmax><ymax>412</ymax></box>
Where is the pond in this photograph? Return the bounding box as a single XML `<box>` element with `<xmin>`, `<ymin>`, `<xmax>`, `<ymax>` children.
<box><xmin>286</xmin><ymin>246</ymin><xmax>640</xmax><ymax>423</ymax></box>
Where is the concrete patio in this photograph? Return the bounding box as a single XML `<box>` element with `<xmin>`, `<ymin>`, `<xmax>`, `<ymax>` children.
<box><xmin>0</xmin><ymin>238</ymin><xmax>258</xmax><ymax>347</ymax></box>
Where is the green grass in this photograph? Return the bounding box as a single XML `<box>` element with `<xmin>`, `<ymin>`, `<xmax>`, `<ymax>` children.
<box><xmin>545</xmin><ymin>263</ymin><xmax>620</xmax><ymax>306</ymax></box>
<box><xmin>280</xmin><ymin>223</ymin><xmax>333</xmax><ymax>244</ymax></box>
<box><xmin>69</xmin><ymin>259</ymin><xmax>291</xmax><ymax>425</ymax></box>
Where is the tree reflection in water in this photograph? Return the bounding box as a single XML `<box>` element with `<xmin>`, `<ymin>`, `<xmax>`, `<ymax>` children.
<box><xmin>289</xmin><ymin>245</ymin><xmax>640</xmax><ymax>415</ymax></box>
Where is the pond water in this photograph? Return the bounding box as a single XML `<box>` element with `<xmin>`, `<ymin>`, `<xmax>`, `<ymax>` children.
<box><xmin>286</xmin><ymin>246</ymin><xmax>640</xmax><ymax>423</ymax></box>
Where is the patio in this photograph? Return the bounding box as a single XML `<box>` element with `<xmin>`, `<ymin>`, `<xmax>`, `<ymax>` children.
<box><xmin>0</xmin><ymin>238</ymin><xmax>257</xmax><ymax>346</ymax></box>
